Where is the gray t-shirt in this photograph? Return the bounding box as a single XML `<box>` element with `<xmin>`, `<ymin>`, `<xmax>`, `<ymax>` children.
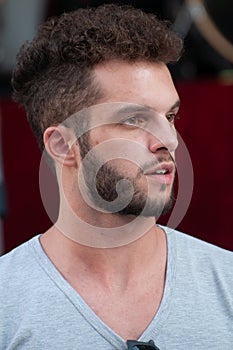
<box><xmin>0</xmin><ymin>227</ymin><xmax>233</xmax><ymax>349</ymax></box>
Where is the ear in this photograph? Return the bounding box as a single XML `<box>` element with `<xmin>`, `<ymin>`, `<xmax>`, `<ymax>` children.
<box><xmin>43</xmin><ymin>126</ymin><xmax>78</xmax><ymax>167</ymax></box>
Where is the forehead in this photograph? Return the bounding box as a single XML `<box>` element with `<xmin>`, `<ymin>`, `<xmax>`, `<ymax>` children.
<box><xmin>92</xmin><ymin>60</ymin><xmax>179</xmax><ymax>113</ymax></box>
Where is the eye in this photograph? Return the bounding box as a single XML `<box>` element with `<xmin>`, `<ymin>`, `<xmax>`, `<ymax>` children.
<box><xmin>122</xmin><ymin>115</ymin><xmax>147</xmax><ymax>127</ymax></box>
<box><xmin>166</xmin><ymin>113</ymin><xmax>179</xmax><ymax>124</ymax></box>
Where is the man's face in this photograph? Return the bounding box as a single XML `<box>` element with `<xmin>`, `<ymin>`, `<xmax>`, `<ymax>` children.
<box><xmin>78</xmin><ymin>60</ymin><xmax>180</xmax><ymax>218</ymax></box>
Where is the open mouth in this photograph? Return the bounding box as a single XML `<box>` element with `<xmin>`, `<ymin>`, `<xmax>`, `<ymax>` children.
<box><xmin>144</xmin><ymin>162</ymin><xmax>174</xmax><ymax>176</ymax></box>
<box><xmin>144</xmin><ymin>162</ymin><xmax>175</xmax><ymax>184</ymax></box>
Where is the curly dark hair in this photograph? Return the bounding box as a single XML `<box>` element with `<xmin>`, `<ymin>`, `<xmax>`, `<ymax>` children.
<box><xmin>12</xmin><ymin>4</ymin><xmax>183</xmax><ymax>151</ymax></box>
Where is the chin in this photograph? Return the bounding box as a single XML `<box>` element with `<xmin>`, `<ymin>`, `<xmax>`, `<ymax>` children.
<box><xmin>114</xmin><ymin>191</ymin><xmax>174</xmax><ymax>219</ymax></box>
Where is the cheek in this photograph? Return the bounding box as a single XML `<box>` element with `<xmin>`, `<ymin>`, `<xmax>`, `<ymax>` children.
<box><xmin>107</xmin><ymin>159</ymin><xmax>142</xmax><ymax>177</ymax></box>
<box><xmin>90</xmin><ymin>128</ymin><xmax>149</xmax><ymax>157</ymax></box>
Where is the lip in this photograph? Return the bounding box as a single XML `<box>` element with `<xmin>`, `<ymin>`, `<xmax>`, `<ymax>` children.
<box><xmin>144</xmin><ymin>162</ymin><xmax>175</xmax><ymax>185</ymax></box>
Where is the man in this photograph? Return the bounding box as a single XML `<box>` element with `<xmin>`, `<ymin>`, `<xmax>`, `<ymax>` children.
<box><xmin>0</xmin><ymin>4</ymin><xmax>233</xmax><ymax>349</ymax></box>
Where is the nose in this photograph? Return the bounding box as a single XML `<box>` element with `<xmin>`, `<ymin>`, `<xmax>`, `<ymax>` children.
<box><xmin>148</xmin><ymin>115</ymin><xmax>178</xmax><ymax>154</ymax></box>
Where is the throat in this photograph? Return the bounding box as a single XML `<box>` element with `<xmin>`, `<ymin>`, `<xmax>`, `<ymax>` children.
<box><xmin>40</xmin><ymin>225</ymin><xmax>167</xmax><ymax>340</ymax></box>
<box><xmin>69</xmin><ymin>258</ymin><xmax>166</xmax><ymax>340</ymax></box>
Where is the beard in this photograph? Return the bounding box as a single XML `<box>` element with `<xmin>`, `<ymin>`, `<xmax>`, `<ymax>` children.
<box><xmin>92</xmin><ymin>161</ymin><xmax>175</xmax><ymax>218</ymax></box>
<box><xmin>78</xmin><ymin>134</ymin><xmax>175</xmax><ymax>218</ymax></box>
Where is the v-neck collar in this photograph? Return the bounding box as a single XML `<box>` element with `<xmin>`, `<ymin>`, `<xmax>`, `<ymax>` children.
<box><xmin>29</xmin><ymin>227</ymin><xmax>177</xmax><ymax>349</ymax></box>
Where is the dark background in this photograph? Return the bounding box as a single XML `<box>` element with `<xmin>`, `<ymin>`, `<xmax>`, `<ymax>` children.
<box><xmin>0</xmin><ymin>0</ymin><xmax>232</xmax><ymax>253</ymax></box>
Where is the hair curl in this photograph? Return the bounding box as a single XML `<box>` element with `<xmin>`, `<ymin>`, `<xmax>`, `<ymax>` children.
<box><xmin>12</xmin><ymin>4</ymin><xmax>183</xmax><ymax>151</ymax></box>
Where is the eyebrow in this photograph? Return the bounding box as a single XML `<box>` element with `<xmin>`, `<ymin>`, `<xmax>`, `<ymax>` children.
<box><xmin>115</xmin><ymin>105</ymin><xmax>151</xmax><ymax>115</ymax></box>
<box><xmin>168</xmin><ymin>100</ymin><xmax>180</xmax><ymax>111</ymax></box>
<box><xmin>111</xmin><ymin>100</ymin><xmax>181</xmax><ymax>119</ymax></box>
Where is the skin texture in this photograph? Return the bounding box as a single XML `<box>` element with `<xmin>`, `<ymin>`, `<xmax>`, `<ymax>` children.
<box><xmin>79</xmin><ymin>60</ymin><xmax>179</xmax><ymax>217</ymax></box>
<box><xmin>41</xmin><ymin>60</ymin><xmax>180</xmax><ymax>340</ymax></box>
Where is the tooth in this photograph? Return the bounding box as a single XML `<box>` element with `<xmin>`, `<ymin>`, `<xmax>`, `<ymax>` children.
<box><xmin>155</xmin><ymin>169</ymin><xmax>166</xmax><ymax>174</ymax></box>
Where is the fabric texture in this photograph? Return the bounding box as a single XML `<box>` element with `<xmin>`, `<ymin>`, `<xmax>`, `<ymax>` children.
<box><xmin>0</xmin><ymin>227</ymin><xmax>233</xmax><ymax>349</ymax></box>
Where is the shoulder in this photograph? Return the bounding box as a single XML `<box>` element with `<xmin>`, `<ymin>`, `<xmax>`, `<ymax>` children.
<box><xmin>0</xmin><ymin>235</ymin><xmax>42</xmax><ymax>291</ymax></box>
<box><xmin>163</xmin><ymin>226</ymin><xmax>233</xmax><ymax>284</ymax></box>
<box><xmin>163</xmin><ymin>226</ymin><xmax>233</xmax><ymax>258</ymax></box>
<box><xmin>0</xmin><ymin>235</ymin><xmax>37</xmax><ymax>266</ymax></box>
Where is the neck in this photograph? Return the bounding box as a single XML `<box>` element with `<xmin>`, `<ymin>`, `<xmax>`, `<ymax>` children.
<box><xmin>41</xmin><ymin>220</ymin><xmax>167</xmax><ymax>292</ymax></box>
<box><xmin>55</xmin><ymin>194</ymin><xmax>160</xmax><ymax>247</ymax></box>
